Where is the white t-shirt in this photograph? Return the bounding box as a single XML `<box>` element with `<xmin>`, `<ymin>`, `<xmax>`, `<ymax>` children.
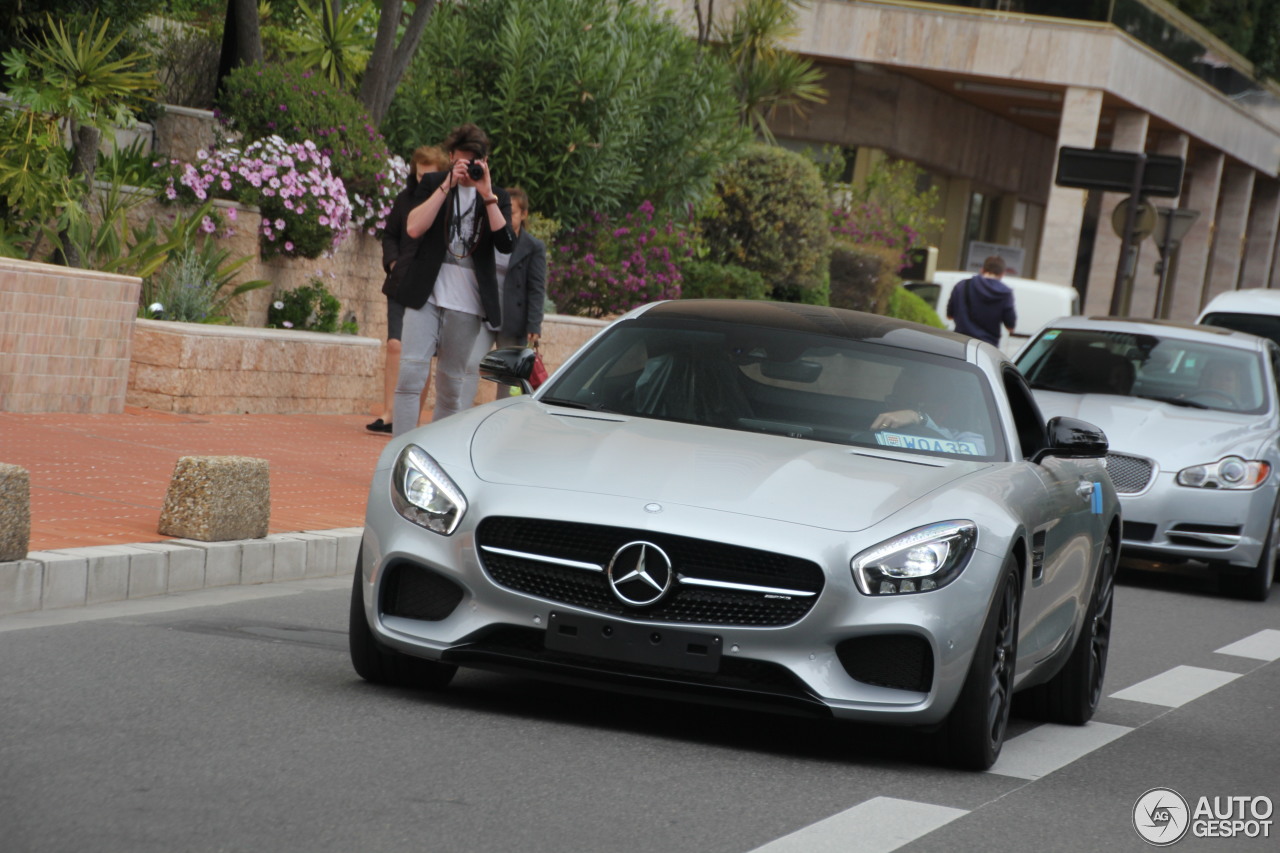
<box><xmin>429</xmin><ymin>185</ymin><xmax>483</xmax><ymax>317</ymax></box>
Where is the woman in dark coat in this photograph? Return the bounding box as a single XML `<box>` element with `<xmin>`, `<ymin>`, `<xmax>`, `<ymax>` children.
<box><xmin>491</xmin><ymin>186</ymin><xmax>547</xmax><ymax>396</ymax></box>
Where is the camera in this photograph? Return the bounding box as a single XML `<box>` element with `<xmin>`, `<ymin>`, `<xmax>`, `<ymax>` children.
<box><xmin>466</xmin><ymin>161</ymin><xmax>485</xmax><ymax>181</ymax></box>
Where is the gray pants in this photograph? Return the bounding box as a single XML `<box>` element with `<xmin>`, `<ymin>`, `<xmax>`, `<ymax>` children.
<box><xmin>393</xmin><ymin>304</ymin><xmax>494</xmax><ymax>436</ymax></box>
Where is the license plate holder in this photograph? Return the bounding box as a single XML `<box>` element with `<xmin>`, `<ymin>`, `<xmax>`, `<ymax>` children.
<box><xmin>544</xmin><ymin>612</ymin><xmax>722</xmax><ymax>673</ymax></box>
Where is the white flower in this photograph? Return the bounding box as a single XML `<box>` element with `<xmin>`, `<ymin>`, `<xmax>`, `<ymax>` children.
<box><xmin>149</xmin><ymin>302</ymin><xmax>164</xmax><ymax>314</ymax></box>
<box><xmin>273</xmin><ymin>301</ymin><xmax>285</xmax><ymax>310</ymax></box>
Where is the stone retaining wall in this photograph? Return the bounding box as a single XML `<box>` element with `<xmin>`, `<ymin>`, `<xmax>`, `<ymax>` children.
<box><xmin>0</xmin><ymin>258</ymin><xmax>141</xmax><ymax>414</ymax></box>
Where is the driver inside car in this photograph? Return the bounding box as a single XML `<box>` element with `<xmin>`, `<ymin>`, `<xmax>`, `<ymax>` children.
<box><xmin>871</xmin><ymin>365</ymin><xmax>988</xmax><ymax>454</ymax></box>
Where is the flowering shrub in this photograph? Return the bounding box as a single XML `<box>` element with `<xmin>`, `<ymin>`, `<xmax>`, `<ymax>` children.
<box><xmin>547</xmin><ymin>201</ymin><xmax>689</xmax><ymax>318</ymax></box>
<box><xmin>830</xmin><ymin>203</ymin><xmax>923</xmax><ymax>270</ymax></box>
<box><xmin>268</xmin><ymin>279</ymin><xmax>343</xmax><ymax>332</ymax></box>
<box><xmin>217</xmin><ymin>63</ymin><xmax>402</xmax><ymax>234</ymax></box>
<box><xmin>160</xmin><ymin>137</ymin><xmax>352</xmax><ymax>258</ymax></box>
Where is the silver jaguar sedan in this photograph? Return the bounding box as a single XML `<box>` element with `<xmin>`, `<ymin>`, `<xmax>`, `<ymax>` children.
<box><xmin>350</xmin><ymin>300</ymin><xmax>1120</xmax><ymax>770</ymax></box>
<box><xmin>1016</xmin><ymin>316</ymin><xmax>1279</xmax><ymax>601</ymax></box>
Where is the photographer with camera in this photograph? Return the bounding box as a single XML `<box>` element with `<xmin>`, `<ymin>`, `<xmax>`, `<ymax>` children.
<box><xmin>392</xmin><ymin>124</ymin><xmax>515</xmax><ymax>436</ymax></box>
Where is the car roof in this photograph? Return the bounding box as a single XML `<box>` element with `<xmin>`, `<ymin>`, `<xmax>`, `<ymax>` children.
<box><xmin>1042</xmin><ymin>315</ymin><xmax>1269</xmax><ymax>351</ymax></box>
<box><xmin>637</xmin><ymin>299</ymin><xmax>975</xmax><ymax>359</ymax></box>
<box><xmin>1197</xmin><ymin>288</ymin><xmax>1280</xmax><ymax>318</ymax></box>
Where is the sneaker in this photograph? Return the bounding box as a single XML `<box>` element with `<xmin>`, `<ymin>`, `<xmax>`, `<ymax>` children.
<box><xmin>366</xmin><ymin>418</ymin><xmax>393</xmax><ymax>433</ymax></box>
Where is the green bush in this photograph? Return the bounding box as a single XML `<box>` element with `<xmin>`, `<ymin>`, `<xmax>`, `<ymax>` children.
<box><xmin>828</xmin><ymin>241</ymin><xmax>901</xmax><ymax>314</ymax></box>
<box><xmin>677</xmin><ymin>259</ymin><xmax>769</xmax><ymax>301</ymax></box>
<box><xmin>885</xmin><ymin>286</ymin><xmax>946</xmax><ymax>328</ymax></box>
<box><xmin>268</xmin><ymin>279</ymin><xmax>343</xmax><ymax>332</ymax></box>
<box><xmin>216</xmin><ymin>63</ymin><xmax>400</xmax><ymax>232</ymax></box>
<box><xmin>382</xmin><ymin>0</ymin><xmax>746</xmax><ymax>225</ymax></box>
<box><xmin>699</xmin><ymin>144</ymin><xmax>830</xmax><ymax>302</ymax></box>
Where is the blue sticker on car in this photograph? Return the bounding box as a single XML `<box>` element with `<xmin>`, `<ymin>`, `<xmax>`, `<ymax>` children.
<box><xmin>1091</xmin><ymin>482</ymin><xmax>1102</xmax><ymax>514</ymax></box>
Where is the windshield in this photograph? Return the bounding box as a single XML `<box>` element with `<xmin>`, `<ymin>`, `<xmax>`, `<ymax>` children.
<box><xmin>1199</xmin><ymin>311</ymin><xmax>1280</xmax><ymax>348</ymax></box>
<box><xmin>1016</xmin><ymin>328</ymin><xmax>1270</xmax><ymax>415</ymax></box>
<box><xmin>540</xmin><ymin>317</ymin><xmax>1007</xmax><ymax>460</ymax></box>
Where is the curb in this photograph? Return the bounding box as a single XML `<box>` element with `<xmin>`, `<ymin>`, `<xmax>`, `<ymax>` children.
<box><xmin>0</xmin><ymin>527</ymin><xmax>363</xmax><ymax>616</ymax></box>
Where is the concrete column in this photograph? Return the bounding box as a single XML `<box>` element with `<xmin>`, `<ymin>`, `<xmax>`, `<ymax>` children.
<box><xmin>1132</xmin><ymin>131</ymin><xmax>1190</xmax><ymax>318</ymax></box>
<box><xmin>1241</xmin><ymin>177</ymin><xmax>1280</xmax><ymax>289</ymax></box>
<box><xmin>1201</xmin><ymin>163</ymin><xmax>1254</xmax><ymax>306</ymax></box>
<box><xmin>1084</xmin><ymin>110</ymin><xmax>1150</xmax><ymax>316</ymax></box>
<box><xmin>939</xmin><ymin>175</ymin><xmax>972</xmax><ymax>270</ymax></box>
<box><xmin>1038</xmin><ymin>87</ymin><xmax>1103</xmax><ymax>285</ymax></box>
<box><xmin>1166</xmin><ymin>148</ymin><xmax>1225</xmax><ymax>322</ymax></box>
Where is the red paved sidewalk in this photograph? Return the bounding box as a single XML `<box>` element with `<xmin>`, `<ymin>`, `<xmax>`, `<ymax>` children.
<box><xmin>1</xmin><ymin>408</ymin><xmax>391</xmax><ymax>552</ymax></box>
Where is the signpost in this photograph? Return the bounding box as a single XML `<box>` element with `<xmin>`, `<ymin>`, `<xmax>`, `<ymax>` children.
<box><xmin>1152</xmin><ymin>208</ymin><xmax>1201</xmax><ymax>319</ymax></box>
<box><xmin>1055</xmin><ymin>147</ymin><xmax>1186</xmax><ymax>316</ymax></box>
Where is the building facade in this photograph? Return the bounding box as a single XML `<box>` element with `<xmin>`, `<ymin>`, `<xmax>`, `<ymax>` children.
<box><xmin>669</xmin><ymin>0</ymin><xmax>1280</xmax><ymax>322</ymax></box>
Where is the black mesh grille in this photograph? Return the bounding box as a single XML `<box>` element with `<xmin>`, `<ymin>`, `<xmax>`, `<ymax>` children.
<box><xmin>1105</xmin><ymin>453</ymin><xmax>1154</xmax><ymax>494</ymax></box>
<box><xmin>475</xmin><ymin>517</ymin><xmax>824</xmax><ymax>627</ymax></box>
<box><xmin>836</xmin><ymin>634</ymin><xmax>934</xmax><ymax>693</ymax></box>
<box><xmin>381</xmin><ymin>563</ymin><xmax>465</xmax><ymax>621</ymax></box>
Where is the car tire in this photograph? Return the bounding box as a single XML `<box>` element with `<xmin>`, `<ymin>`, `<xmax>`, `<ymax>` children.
<box><xmin>1221</xmin><ymin>499</ymin><xmax>1276</xmax><ymax>602</ymax></box>
<box><xmin>940</xmin><ymin>556</ymin><xmax>1020</xmax><ymax>771</ymax></box>
<box><xmin>349</xmin><ymin>554</ymin><xmax>458</xmax><ymax>689</ymax></box>
<box><xmin>1017</xmin><ymin>535</ymin><xmax>1116</xmax><ymax>725</ymax></box>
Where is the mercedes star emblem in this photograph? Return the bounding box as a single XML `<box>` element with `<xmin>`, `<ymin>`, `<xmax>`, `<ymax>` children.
<box><xmin>606</xmin><ymin>541</ymin><xmax>674</xmax><ymax>607</ymax></box>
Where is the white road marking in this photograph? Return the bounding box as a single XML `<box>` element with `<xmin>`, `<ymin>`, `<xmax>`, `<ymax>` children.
<box><xmin>747</xmin><ymin>797</ymin><xmax>968</xmax><ymax>853</ymax></box>
<box><xmin>986</xmin><ymin>721</ymin><xmax>1131</xmax><ymax>780</ymax></box>
<box><xmin>1215</xmin><ymin>628</ymin><xmax>1280</xmax><ymax>661</ymax></box>
<box><xmin>1109</xmin><ymin>665</ymin><xmax>1240</xmax><ymax>707</ymax></box>
<box><xmin>0</xmin><ymin>576</ymin><xmax>351</xmax><ymax>633</ymax></box>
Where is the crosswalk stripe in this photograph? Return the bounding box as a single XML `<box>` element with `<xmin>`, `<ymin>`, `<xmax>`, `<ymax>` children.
<box><xmin>747</xmin><ymin>797</ymin><xmax>969</xmax><ymax>853</ymax></box>
<box><xmin>1109</xmin><ymin>665</ymin><xmax>1240</xmax><ymax>707</ymax></box>
<box><xmin>1215</xmin><ymin>628</ymin><xmax>1280</xmax><ymax>661</ymax></box>
<box><xmin>986</xmin><ymin>721</ymin><xmax>1131</xmax><ymax>779</ymax></box>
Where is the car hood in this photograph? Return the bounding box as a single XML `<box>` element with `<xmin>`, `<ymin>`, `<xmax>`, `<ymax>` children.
<box><xmin>469</xmin><ymin>404</ymin><xmax>992</xmax><ymax>533</ymax></box>
<box><xmin>1032</xmin><ymin>391</ymin><xmax>1274</xmax><ymax>464</ymax></box>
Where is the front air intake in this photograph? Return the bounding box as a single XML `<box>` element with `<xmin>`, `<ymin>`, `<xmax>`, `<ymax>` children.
<box><xmin>836</xmin><ymin>634</ymin><xmax>934</xmax><ymax>693</ymax></box>
<box><xmin>380</xmin><ymin>563</ymin><xmax>464</xmax><ymax>621</ymax></box>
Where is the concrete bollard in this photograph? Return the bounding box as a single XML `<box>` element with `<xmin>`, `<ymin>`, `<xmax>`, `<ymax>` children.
<box><xmin>0</xmin><ymin>463</ymin><xmax>31</xmax><ymax>561</ymax></box>
<box><xmin>158</xmin><ymin>456</ymin><xmax>270</xmax><ymax>542</ymax></box>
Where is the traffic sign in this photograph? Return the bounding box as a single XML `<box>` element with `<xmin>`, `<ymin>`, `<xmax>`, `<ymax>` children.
<box><xmin>1056</xmin><ymin>147</ymin><xmax>1185</xmax><ymax>197</ymax></box>
<box><xmin>1111</xmin><ymin>197</ymin><xmax>1157</xmax><ymax>240</ymax></box>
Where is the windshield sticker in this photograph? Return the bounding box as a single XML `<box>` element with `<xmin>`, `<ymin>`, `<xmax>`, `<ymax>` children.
<box><xmin>875</xmin><ymin>432</ymin><xmax>980</xmax><ymax>456</ymax></box>
<box><xmin>1044</xmin><ymin>330</ymin><xmax>1061</xmax><ymax>340</ymax></box>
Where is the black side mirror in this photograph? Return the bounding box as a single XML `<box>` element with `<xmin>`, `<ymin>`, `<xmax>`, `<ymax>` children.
<box><xmin>480</xmin><ymin>346</ymin><xmax>536</xmax><ymax>394</ymax></box>
<box><xmin>1033</xmin><ymin>416</ymin><xmax>1108</xmax><ymax>463</ymax></box>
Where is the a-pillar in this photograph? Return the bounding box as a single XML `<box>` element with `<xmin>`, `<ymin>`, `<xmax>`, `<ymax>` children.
<box><xmin>1201</xmin><ymin>164</ymin><xmax>1255</xmax><ymax>305</ymax></box>
<box><xmin>1131</xmin><ymin>131</ymin><xmax>1190</xmax><ymax>318</ymax></box>
<box><xmin>1084</xmin><ymin>110</ymin><xmax>1150</xmax><ymax>316</ymax></box>
<box><xmin>1037</xmin><ymin>87</ymin><xmax>1103</xmax><ymax>285</ymax></box>
<box><xmin>1240</xmin><ymin>177</ymin><xmax>1280</xmax><ymax>289</ymax></box>
<box><xmin>1165</xmin><ymin>148</ymin><xmax>1225</xmax><ymax>323</ymax></box>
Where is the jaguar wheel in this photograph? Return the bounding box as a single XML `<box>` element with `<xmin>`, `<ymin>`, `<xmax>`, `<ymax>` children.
<box><xmin>940</xmin><ymin>556</ymin><xmax>1020</xmax><ymax>771</ymax></box>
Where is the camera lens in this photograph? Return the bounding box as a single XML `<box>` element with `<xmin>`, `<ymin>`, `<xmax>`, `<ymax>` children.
<box><xmin>467</xmin><ymin>162</ymin><xmax>484</xmax><ymax>181</ymax></box>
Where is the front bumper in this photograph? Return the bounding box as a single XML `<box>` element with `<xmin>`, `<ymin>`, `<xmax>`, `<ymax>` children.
<box><xmin>360</xmin><ymin>469</ymin><xmax>1005</xmax><ymax>727</ymax></box>
<box><xmin>1117</xmin><ymin>471</ymin><xmax>1277</xmax><ymax>568</ymax></box>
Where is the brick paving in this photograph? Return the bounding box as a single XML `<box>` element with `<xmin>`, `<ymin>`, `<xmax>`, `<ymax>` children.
<box><xmin>0</xmin><ymin>407</ymin><xmax>391</xmax><ymax>551</ymax></box>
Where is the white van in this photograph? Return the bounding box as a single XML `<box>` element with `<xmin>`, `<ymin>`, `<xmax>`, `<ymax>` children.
<box><xmin>903</xmin><ymin>271</ymin><xmax>1081</xmax><ymax>357</ymax></box>
<box><xmin>1196</xmin><ymin>288</ymin><xmax>1280</xmax><ymax>347</ymax></box>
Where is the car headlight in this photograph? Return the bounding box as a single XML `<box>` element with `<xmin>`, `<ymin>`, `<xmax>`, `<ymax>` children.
<box><xmin>390</xmin><ymin>445</ymin><xmax>468</xmax><ymax>534</ymax></box>
<box><xmin>850</xmin><ymin>521</ymin><xmax>977</xmax><ymax>596</ymax></box>
<box><xmin>1175</xmin><ymin>456</ymin><xmax>1270</xmax><ymax>490</ymax></box>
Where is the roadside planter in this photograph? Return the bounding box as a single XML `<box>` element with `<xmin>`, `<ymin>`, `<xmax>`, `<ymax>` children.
<box><xmin>128</xmin><ymin>318</ymin><xmax>380</xmax><ymax>415</ymax></box>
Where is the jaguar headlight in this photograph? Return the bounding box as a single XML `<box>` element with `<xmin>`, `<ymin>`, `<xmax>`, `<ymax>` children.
<box><xmin>851</xmin><ymin>521</ymin><xmax>977</xmax><ymax>596</ymax></box>
<box><xmin>1176</xmin><ymin>456</ymin><xmax>1269</xmax><ymax>490</ymax></box>
<box><xmin>390</xmin><ymin>445</ymin><xmax>468</xmax><ymax>534</ymax></box>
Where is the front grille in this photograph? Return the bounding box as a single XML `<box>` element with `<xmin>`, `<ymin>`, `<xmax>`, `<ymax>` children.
<box><xmin>475</xmin><ymin>517</ymin><xmax>825</xmax><ymax>627</ymax></box>
<box><xmin>836</xmin><ymin>634</ymin><xmax>934</xmax><ymax>693</ymax></box>
<box><xmin>1105</xmin><ymin>453</ymin><xmax>1154</xmax><ymax>493</ymax></box>
<box><xmin>1122</xmin><ymin>521</ymin><xmax>1157</xmax><ymax>542</ymax></box>
<box><xmin>381</xmin><ymin>563</ymin><xmax>465</xmax><ymax>621</ymax></box>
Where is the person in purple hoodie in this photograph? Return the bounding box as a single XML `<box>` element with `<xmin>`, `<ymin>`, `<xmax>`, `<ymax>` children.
<box><xmin>947</xmin><ymin>255</ymin><xmax>1017</xmax><ymax>348</ymax></box>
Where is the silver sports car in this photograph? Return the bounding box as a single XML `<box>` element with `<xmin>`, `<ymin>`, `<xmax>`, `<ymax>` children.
<box><xmin>1016</xmin><ymin>316</ymin><xmax>1279</xmax><ymax>601</ymax></box>
<box><xmin>350</xmin><ymin>300</ymin><xmax>1120</xmax><ymax>769</ymax></box>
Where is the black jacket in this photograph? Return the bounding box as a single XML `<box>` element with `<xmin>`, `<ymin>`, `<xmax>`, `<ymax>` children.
<box><xmin>497</xmin><ymin>230</ymin><xmax>547</xmax><ymax>340</ymax></box>
<box><xmin>396</xmin><ymin>172</ymin><xmax>516</xmax><ymax>323</ymax></box>
<box><xmin>380</xmin><ymin>186</ymin><xmax>419</xmax><ymax>299</ymax></box>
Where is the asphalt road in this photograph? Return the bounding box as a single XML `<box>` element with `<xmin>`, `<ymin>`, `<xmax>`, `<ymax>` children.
<box><xmin>1</xmin><ymin>560</ymin><xmax>1276</xmax><ymax>853</ymax></box>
